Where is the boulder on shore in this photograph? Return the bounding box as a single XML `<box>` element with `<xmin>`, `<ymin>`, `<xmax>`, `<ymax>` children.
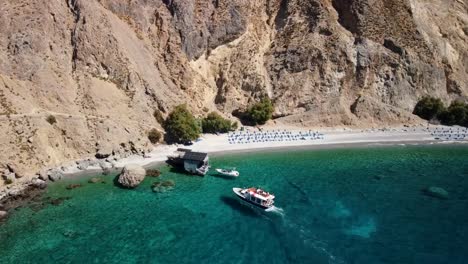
<box><xmin>423</xmin><ymin>186</ymin><xmax>449</xmax><ymax>200</ymax></box>
<box><xmin>0</xmin><ymin>210</ymin><xmax>7</xmax><ymax>220</ymax></box>
<box><xmin>48</xmin><ymin>169</ymin><xmax>63</xmax><ymax>182</ymax></box>
<box><xmin>118</xmin><ymin>164</ymin><xmax>146</xmax><ymax>188</ymax></box>
<box><xmin>31</xmin><ymin>179</ymin><xmax>47</xmax><ymax>189</ymax></box>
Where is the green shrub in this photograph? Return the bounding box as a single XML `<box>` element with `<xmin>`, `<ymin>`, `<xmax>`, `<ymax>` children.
<box><xmin>246</xmin><ymin>97</ymin><xmax>274</xmax><ymax>125</ymax></box>
<box><xmin>46</xmin><ymin>115</ymin><xmax>57</xmax><ymax>125</ymax></box>
<box><xmin>413</xmin><ymin>96</ymin><xmax>445</xmax><ymax>121</ymax></box>
<box><xmin>439</xmin><ymin>101</ymin><xmax>468</xmax><ymax>127</ymax></box>
<box><xmin>202</xmin><ymin>112</ymin><xmax>237</xmax><ymax>133</ymax></box>
<box><xmin>164</xmin><ymin>104</ymin><xmax>201</xmax><ymax>143</ymax></box>
<box><xmin>5</xmin><ymin>178</ymin><xmax>13</xmax><ymax>185</ymax></box>
<box><xmin>153</xmin><ymin>109</ymin><xmax>165</xmax><ymax>124</ymax></box>
<box><xmin>148</xmin><ymin>128</ymin><xmax>162</xmax><ymax>144</ymax></box>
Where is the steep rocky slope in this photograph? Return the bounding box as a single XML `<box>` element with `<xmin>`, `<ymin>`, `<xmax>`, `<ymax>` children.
<box><xmin>0</xmin><ymin>0</ymin><xmax>467</xmax><ymax>183</ymax></box>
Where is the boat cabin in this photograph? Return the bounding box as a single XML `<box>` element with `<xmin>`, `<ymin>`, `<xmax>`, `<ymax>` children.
<box><xmin>167</xmin><ymin>149</ymin><xmax>210</xmax><ymax>175</ymax></box>
<box><xmin>244</xmin><ymin>188</ymin><xmax>274</xmax><ymax>207</ymax></box>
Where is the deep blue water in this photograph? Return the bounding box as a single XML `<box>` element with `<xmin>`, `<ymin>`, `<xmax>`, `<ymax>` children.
<box><xmin>1</xmin><ymin>145</ymin><xmax>468</xmax><ymax>263</ymax></box>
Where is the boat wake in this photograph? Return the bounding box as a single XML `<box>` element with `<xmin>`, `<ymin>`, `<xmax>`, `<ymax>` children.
<box><xmin>265</xmin><ymin>206</ymin><xmax>285</xmax><ymax>216</ymax></box>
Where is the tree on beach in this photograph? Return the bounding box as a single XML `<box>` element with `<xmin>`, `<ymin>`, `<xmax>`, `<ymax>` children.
<box><xmin>202</xmin><ymin>112</ymin><xmax>237</xmax><ymax>133</ymax></box>
<box><xmin>163</xmin><ymin>104</ymin><xmax>201</xmax><ymax>143</ymax></box>
<box><xmin>413</xmin><ymin>96</ymin><xmax>445</xmax><ymax>121</ymax></box>
<box><xmin>438</xmin><ymin>101</ymin><xmax>468</xmax><ymax>127</ymax></box>
<box><xmin>246</xmin><ymin>97</ymin><xmax>274</xmax><ymax>125</ymax></box>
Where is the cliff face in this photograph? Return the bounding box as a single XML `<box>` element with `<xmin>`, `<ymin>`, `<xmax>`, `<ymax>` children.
<box><xmin>0</xmin><ymin>0</ymin><xmax>467</xmax><ymax>181</ymax></box>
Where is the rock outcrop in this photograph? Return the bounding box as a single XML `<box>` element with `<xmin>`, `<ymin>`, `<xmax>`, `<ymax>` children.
<box><xmin>118</xmin><ymin>164</ymin><xmax>146</xmax><ymax>188</ymax></box>
<box><xmin>0</xmin><ymin>0</ymin><xmax>467</xmax><ymax>186</ymax></box>
<box><xmin>0</xmin><ymin>210</ymin><xmax>7</xmax><ymax>220</ymax></box>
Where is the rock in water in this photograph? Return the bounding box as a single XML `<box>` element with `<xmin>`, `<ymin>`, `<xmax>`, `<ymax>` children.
<box><xmin>88</xmin><ymin>177</ymin><xmax>103</xmax><ymax>184</ymax></box>
<box><xmin>0</xmin><ymin>210</ymin><xmax>7</xmax><ymax>220</ymax></box>
<box><xmin>146</xmin><ymin>169</ymin><xmax>161</xmax><ymax>177</ymax></box>
<box><xmin>118</xmin><ymin>164</ymin><xmax>146</xmax><ymax>188</ymax></box>
<box><xmin>30</xmin><ymin>179</ymin><xmax>47</xmax><ymax>189</ymax></box>
<box><xmin>66</xmin><ymin>184</ymin><xmax>82</xmax><ymax>190</ymax></box>
<box><xmin>423</xmin><ymin>187</ymin><xmax>449</xmax><ymax>200</ymax></box>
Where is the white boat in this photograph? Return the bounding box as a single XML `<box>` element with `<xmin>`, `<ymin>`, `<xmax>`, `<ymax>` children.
<box><xmin>232</xmin><ymin>187</ymin><xmax>275</xmax><ymax>209</ymax></box>
<box><xmin>215</xmin><ymin>168</ymin><xmax>239</xmax><ymax>177</ymax></box>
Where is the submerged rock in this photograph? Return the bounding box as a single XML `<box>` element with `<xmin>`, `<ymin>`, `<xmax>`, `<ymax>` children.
<box><xmin>151</xmin><ymin>180</ymin><xmax>175</xmax><ymax>192</ymax></box>
<box><xmin>146</xmin><ymin>169</ymin><xmax>161</xmax><ymax>177</ymax></box>
<box><xmin>49</xmin><ymin>197</ymin><xmax>71</xmax><ymax>206</ymax></box>
<box><xmin>118</xmin><ymin>164</ymin><xmax>146</xmax><ymax>188</ymax></box>
<box><xmin>423</xmin><ymin>187</ymin><xmax>449</xmax><ymax>200</ymax></box>
<box><xmin>66</xmin><ymin>184</ymin><xmax>82</xmax><ymax>190</ymax></box>
<box><xmin>88</xmin><ymin>177</ymin><xmax>103</xmax><ymax>184</ymax></box>
<box><xmin>374</xmin><ymin>175</ymin><xmax>385</xmax><ymax>180</ymax></box>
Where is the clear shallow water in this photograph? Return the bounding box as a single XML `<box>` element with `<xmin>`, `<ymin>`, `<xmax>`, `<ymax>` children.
<box><xmin>1</xmin><ymin>145</ymin><xmax>468</xmax><ymax>263</ymax></box>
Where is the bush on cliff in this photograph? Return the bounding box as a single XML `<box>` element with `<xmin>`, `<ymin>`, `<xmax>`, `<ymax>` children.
<box><xmin>413</xmin><ymin>96</ymin><xmax>445</xmax><ymax>121</ymax></box>
<box><xmin>164</xmin><ymin>104</ymin><xmax>201</xmax><ymax>143</ymax></box>
<box><xmin>148</xmin><ymin>128</ymin><xmax>162</xmax><ymax>144</ymax></box>
<box><xmin>153</xmin><ymin>109</ymin><xmax>165</xmax><ymax>124</ymax></box>
<box><xmin>246</xmin><ymin>97</ymin><xmax>274</xmax><ymax>125</ymax></box>
<box><xmin>46</xmin><ymin>115</ymin><xmax>57</xmax><ymax>125</ymax></box>
<box><xmin>202</xmin><ymin>112</ymin><xmax>237</xmax><ymax>133</ymax></box>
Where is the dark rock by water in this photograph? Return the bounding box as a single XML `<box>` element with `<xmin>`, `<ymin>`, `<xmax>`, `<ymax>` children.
<box><xmin>49</xmin><ymin>197</ymin><xmax>71</xmax><ymax>206</ymax></box>
<box><xmin>66</xmin><ymin>184</ymin><xmax>82</xmax><ymax>190</ymax></box>
<box><xmin>146</xmin><ymin>169</ymin><xmax>161</xmax><ymax>177</ymax></box>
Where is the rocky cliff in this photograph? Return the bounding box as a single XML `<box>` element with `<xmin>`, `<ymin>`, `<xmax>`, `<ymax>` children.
<box><xmin>1</xmin><ymin>0</ymin><xmax>467</xmax><ymax>183</ymax></box>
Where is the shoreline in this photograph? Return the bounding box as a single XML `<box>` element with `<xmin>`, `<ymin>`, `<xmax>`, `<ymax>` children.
<box><xmin>5</xmin><ymin>125</ymin><xmax>468</xmax><ymax>182</ymax></box>
<box><xmin>1</xmin><ymin>125</ymin><xmax>468</xmax><ymax>211</ymax></box>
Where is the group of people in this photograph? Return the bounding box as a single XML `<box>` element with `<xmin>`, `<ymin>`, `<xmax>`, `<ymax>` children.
<box><xmin>430</xmin><ymin>127</ymin><xmax>468</xmax><ymax>141</ymax></box>
<box><xmin>227</xmin><ymin>129</ymin><xmax>324</xmax><ymax>144</ymax></box>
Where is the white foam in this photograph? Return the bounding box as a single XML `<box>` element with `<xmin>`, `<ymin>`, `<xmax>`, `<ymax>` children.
<box><xmin>265</xmin><ymin>206</ymin><xmax>285</xmax><ymax>216</ymax></box>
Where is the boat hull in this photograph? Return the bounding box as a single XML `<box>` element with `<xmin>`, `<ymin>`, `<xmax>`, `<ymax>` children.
<box><xmin>232</xmin><ymin>188</ymin><xmax>272</xmax><ymax>210</ymax></box>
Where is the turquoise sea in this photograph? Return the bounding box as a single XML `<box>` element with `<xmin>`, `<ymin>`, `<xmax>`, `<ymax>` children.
<box><xmin>1</xmin><ymin>145</ymin><xmax>468</xmax><ymax>263</ymax></box>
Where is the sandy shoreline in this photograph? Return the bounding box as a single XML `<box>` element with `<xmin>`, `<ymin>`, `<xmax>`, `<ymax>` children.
<box><xmin>2</xmin><ymin>125</ymin><xmax>468</xmax><ymax>192</ymax></box>
<box><xmin>1</xmin><ymin>125</ymin><xmax>468</xmax><ymax>210</ymax></box>
<box><xmin>65</xmin><ymin>125</ymin><xmax>468</xmax><ymax>178</ymax></box>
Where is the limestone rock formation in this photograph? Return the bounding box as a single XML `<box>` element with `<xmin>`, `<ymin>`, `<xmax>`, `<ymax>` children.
<box><xmin>0</xmin><ymin>210</ymin><xmax>7</xmax><ymax>220</ymax></box>
<box><xmin>0</xmin><ymin>0</ymin><xmax>467</xmax><ymax>187</ymax></box>
<box><xmin>118</xmin><ymin>164</ymin><xmax>146</xmax><ymax>188</ymax></box>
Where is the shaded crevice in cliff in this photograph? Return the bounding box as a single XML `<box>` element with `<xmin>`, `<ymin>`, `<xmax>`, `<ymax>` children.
<box><xmin>66</xmin><ymin>0</ymin><xmax>81</xmax><ymax>73</ymax></box>
<box><xmin>331</xmin><ymin>0</ymin><xmax>359</xmax><ymax>34</ymax></box>
<box><xmin>274</xmin><ymin>0</ymin><xmax>289</xmax><ymax>30</ymax></box>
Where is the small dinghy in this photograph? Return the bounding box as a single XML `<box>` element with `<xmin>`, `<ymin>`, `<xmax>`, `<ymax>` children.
<box><xmin>215</xmin><ymin>168</ymin><xmax>239</xmax><ymax>177</ymax></box>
